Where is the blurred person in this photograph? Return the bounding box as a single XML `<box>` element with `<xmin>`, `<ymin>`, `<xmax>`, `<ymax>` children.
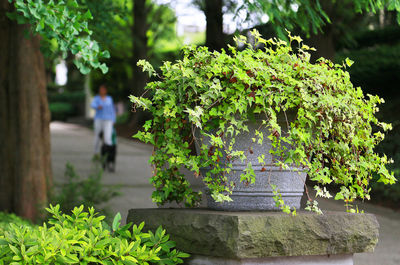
<box><xmin>91</xmin><ymin>84</ymin><xmax>116</xmax><ymax>158</ymax></box>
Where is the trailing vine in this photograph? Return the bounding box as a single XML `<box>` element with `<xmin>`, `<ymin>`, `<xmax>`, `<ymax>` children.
<box><xmin>131</xmin><ymin>30</ymin><xmax>396</xmax><ymax>212</ymax></box>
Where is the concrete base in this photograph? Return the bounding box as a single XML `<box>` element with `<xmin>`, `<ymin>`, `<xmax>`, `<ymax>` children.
<box><xmin>188</xmin><ymin>254</ymin><xmax>353</xmax><ymax>265</ymax></box>
<box><xmin>127</xmin><ymin>209</ymin><xmax>379</xmax><ymax>259</ymax></box>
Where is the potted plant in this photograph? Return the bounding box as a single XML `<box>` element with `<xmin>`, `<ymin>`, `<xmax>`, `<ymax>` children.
<box><xmin>130</xmin><ymin>30</ymin><xmax>396</xmax><ymax>214</ymax></box>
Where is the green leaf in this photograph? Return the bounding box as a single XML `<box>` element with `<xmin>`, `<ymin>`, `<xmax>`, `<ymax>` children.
<box><xmin>345</xmin><ymin>58</ymin><xmax>354</xmax><ymax>67</ymax></box>
<box><xmin>112</xmin><ymin>212</ymin><xmax>121</xmax><ymax>232</ymax></box>
<box><xmin>83</xmin><ymin>10</ymin><xmax>93</xmax><ymax>20</ymax></box>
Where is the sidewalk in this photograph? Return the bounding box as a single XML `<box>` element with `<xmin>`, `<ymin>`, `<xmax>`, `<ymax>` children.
<box><xmin>50</xmin><ymin>121</ymin><xmax>400</xmax><ymax>265</ymax></box>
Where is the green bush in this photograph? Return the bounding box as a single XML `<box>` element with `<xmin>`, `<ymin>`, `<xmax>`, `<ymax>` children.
<box><xmin>0</xmin><ymin>212</ymin><xmax>32</xmax><ymax>234</ymax></box>
<box><xmin>48</xmin><ymin>91</ymin><xmax>85</xmax><ymax>121</ymax></box>
<box><xmin>51</xmin><ymin>162</ymin><xmax>120</xmax><ymax>221</ymax></box>
<box><xmin>49</xmin><ymin>102</ymin><xmax>74</xmax><ymax>121</ymax></box>
<box><xmin>116</xmin><ymin>111</ymin><xmax>130</xmax><ymax>125</ymax></box>
<box><xmin>0</xmin><ymin>205</ymin><xmax>188</xmax><ymax>265</ymax></box>
<box><xmin>48</xmin><ymin>91</ymin><xmax>85</xmax><ymax>103</ymax></box>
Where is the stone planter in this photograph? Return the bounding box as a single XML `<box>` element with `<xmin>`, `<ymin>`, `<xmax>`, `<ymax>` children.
<box><xmin>195</xmin><ymin>117</ymin><xmax>305</xmax><ymax>211</ymax></box>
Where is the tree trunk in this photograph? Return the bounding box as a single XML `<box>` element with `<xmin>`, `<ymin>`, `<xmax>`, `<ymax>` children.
<box><xmin>305</xmin><ymin>0</ymin><xmax>336</xmax><ymax>61</ymax></box>
<box><xmin>306</xmin><ymin>27</ymin><xmax>335</xmax><ymax>61</ymax></box>
<box><xmin>130</xmin><ymin>0</ymin><xmax>149</xmax><ymax>128</ymax></box>
<box><xmin>204</xmin><ymin>0</ymin><xmax>224</xmax><ymax>51</ymax></box>
<box><xmin>0</xmin><ymin>1</ymin><xmax>52</xmax><ymax>221</ymax></box>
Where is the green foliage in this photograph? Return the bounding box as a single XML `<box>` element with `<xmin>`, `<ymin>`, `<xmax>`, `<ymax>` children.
<box><xmin>8</xmin><ymin>0</ymin><xmax>110</xmax><ymax>74</ymax></box>
<box><xmin>84</xmin><ymin>0</ymin><xmax>130</xmax><ymax>50</ymax></box>
<box><xmin>131</xmin><ymin>30</ymin><xmax>395</xmax><ymax>211</ymax></box>
<box><xmin>49</xmin><ymin>102</ymin><xmax>74</xmax><ymax>121</ymax></box>
<box><xmin>241</xmin><ymin>0</ymin><xmax>400</xmax><ymax>37</ymax></box>
<box><xmin>48</xmin><ymin>91</ymin><xmax>85</xmax><ymax>120</ymax></box>
<box><xmin>51</xmin><ymin>162</ymin><xmax>120</xmax><ymax>220</ymax></box>
<box><xmin>48</xmin><ymin>90</ymin><xmax>85</xmax><ymax>103</ymax></box>
<box><xmin>116</xmin><ymin>112</ymin><xmax>130</xmax><ymax>125</ymax></box>
<box><xmin>337</xmin><ymin>26</ymin><xmax>400</xmax><ymax>50</ymax></box>
<box><xmin>90</xmin><ymin>1</ymin><xmax>182</xmax><ymax>101</ymax></box>
<box><xmin>336</xmin><ymin>29</ymin><xmax>400</xmax><ymax>206</ymax></box>
<box><xmin>0</xmin><ymin>205</ymin><xmax>189</xmax><ymax>264</ymax></box>
<box><xmin>371</xmin><ymin>99</ymin><xmax>400</xmax><ymax>205</ymax></box>
<box><xmin>0</xmin><ymin>213</ymin><xmax>32</xmax><ymax>235</ymax></box>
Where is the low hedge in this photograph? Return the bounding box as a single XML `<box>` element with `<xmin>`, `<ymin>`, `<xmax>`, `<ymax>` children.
<box><xmin>48</xmin><ymin>91</ymin><xmax>85</xmax><ymax>104</ymax></box>
<box><xmin>49</xmin><ymin>102</ymin><xmax>74</xmax><ymax>121</ymax></box>
<box><xmin>48</xmin><ymin>91</ymin><xmax>85</xmax><ymax>121</ymax></box>
<box><xmin>0</xmin><ymin>205</ymin><xmax>188</xmax><ymax>265</ymax></box>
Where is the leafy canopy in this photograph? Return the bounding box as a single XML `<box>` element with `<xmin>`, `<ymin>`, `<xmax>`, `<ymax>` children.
<box><xmin>131</xmin><ymin>30</ymin><xmax>396</xmax><ymax>211</ymax></box>
<box><xmin>7</xmin><ymin>0</ymin><xmax>110</xmax><ymax>74</ymax></box>
<box><xmin>240</xmin><ymin>0</ymin><xmax>400</xmax><ymax>37</ymax></box>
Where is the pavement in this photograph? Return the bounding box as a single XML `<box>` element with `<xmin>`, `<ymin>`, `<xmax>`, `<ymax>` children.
<box><xmin>50</xmin><ymin>121</ymin><xmax>400</xmax><ymax>265</ymax></box>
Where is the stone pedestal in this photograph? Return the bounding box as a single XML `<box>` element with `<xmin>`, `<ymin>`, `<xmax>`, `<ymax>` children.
<box><xmin>188</xmin><ymin>254</ymin><xmax>353</xmax><ymax>265</ymax></box>
<box><xmin>127</xmin><ymin>209</ymin><xmax>379</xmax><ymax>265</ymax></box>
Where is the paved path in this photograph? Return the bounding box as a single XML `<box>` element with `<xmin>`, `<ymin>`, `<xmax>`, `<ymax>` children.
<box><xmin>50</xmin><ymin>121</ymin><xmax>400</xmax><ymax>265</ymax></box>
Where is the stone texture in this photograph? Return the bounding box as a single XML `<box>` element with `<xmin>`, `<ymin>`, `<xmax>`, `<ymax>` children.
<box><xmin>187</xmin><ymin>254</ymin><xmax>353</xmax><ymax>265</ymax></box>
<box><xmin>127</xmin><ymin>209</ymin><xmax>379</xmax><ymax>259</ymax></box>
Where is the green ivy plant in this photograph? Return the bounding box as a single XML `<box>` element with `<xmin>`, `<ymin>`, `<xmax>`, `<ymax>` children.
<box><xmin>131</xmin><ymin>30</ymin><xmax>396</xmax><ymax>213</ymax></box>
<box><xmin>0</xmin><ymin>205</ymin><xmax>189</xmax><ymax>265</ymax></box>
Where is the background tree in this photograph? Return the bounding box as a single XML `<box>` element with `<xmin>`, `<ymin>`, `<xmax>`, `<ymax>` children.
<box><xmin>129</xmin><ymin>0</ymin><xmax>179</xmax><ymax>127</ymax></box>
<box><xmin>204</xmin><ymin>0</ymin><xmax>224</xmax><ymax>51</ymax></box>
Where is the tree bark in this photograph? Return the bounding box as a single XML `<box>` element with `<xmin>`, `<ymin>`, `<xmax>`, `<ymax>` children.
<box><xmin>0</xmin><ymin>0</ymin><xmax>52</xmax><ymax>221</ymax></box>
<box><xmin>130</xmin><ymin>0</ymin><xmax>149</xmax><ymax>128</ymax></box>
<box><xmin>204</xmin><ymin>0</ymin><xmax>224</xmax><ymax>51</ymax></box>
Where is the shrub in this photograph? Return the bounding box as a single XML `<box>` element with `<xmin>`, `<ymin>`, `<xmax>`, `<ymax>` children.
<box><xmin>48</xmin><ymin>91</ymin><xmax>85</xmax><ymax>104</ymax></box>
<box><xmin>51</xmin><ymin>161</ymin><xmax>120</xmax><ymax>220</ymax></box>
<box><xmin>49</xmin><ymin>102</ymin><xmax>74</xmax><ymax>121</ymax></box>
<box><xmin>48</xmin><ymin>91</ymin><xmax>85</xmax><ymax>121</ymax></box>
<box><xmin>116</xmin><ymin>111</ymin><xmax>130</xmax><ymax>125</ymax></box>
<box><xmin>0</xmin><ymin>212</ymin><xmax>32</xmax><ymax>234</ymax></box>
<box><xmin>0</xmin><ymin>205</ymin><xmax>188</xmax><ymax>265</ymax></box>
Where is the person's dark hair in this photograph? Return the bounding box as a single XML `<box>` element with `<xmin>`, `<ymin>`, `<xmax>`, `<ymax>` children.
<box><xmin>98</xmin><ymin>84</ymin><xmax>108</xmax><ymax>93</ymax></box>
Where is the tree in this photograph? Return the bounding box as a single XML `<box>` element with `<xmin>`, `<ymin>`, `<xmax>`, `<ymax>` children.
<box><xmin>204</xmin><ymin>0</ymin><xmax>224</xmax><ymax>51</ymax></box>
<box><xmin>130</xmin><ymin>0</ymin><xmax>179</xmax><ymax>127</ymax></box>
<box><xmin>0</xmin><ymin>3</ymin><xmax>50</xmax><ymax>220</ymax></box>
<box><xmin>89</xmin><ymin>0</ymin><xmax>179</xmax><ymax>102</ymax></box>
<box><xmin>130</xmin><ymin>0</ymin><xmax>149</xmax><ymax>127</ymax></box>
<box><xmin>0</xmin><ymin>0</ymin><xmax>108</xmax><ymax>221</ymax></box>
